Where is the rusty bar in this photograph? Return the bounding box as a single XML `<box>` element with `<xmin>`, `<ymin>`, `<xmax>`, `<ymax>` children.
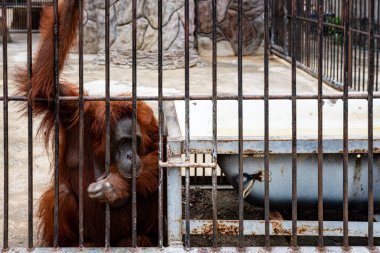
<box><xmin>313</xmin><ymin>0</ymin><xmax>317</xmax><ymax>72</ymax></box>
<box><xmin>291</xmin><ymin>0</ymin><xmax>297</xmax><ymax>247</ymax></box>
<box><xmin>78</xmin><ymin>0</ymin><xmax>84</xmax><ymax>247</ymax></box>
<box><xmin>238</xmin><ymin>0</ymin><xmax>244</xmax><ymax>248</ymax></box>
<box><xmin>376</xmin><ymin>0</ymin><xmax>379</xmax><ymax>91</ymax></box>
<box><xmin>104</xmin><ymin>0</ymin><xmax>111</xmax><ymax>248</ymax></box>
<box><xmin>342</xmin><ymin>0</ymin><xmax>350</xmax><ymax>248</ymax></box>
<box><xmin>2</xmin><ymin>0</ymin><xmax>9</xmax><ymax>249</ymax></box>
<box><xmin>340</xmin><ymin>0</ymin><xmax>344</xmax><ymax>85</ymax></box>
<box><xmin>376</xmin><ymin>41</ymin><xmax>379</xmax><ymax>93</ymax></box>
<box><xmin>323</xmin><ymin>1</ymin><xmax>328</xmax><ymax>80</ymax></box>
<box><xmin>317</xmin><ymin>0</ymin><xmax>324</xmax><ymax>248</ymax></box>
<box><xmin>26</xmin><ymin>0</ymin><xmax>33</xmax><ymax>248</ymax></box>
<box><xmin>362</xmin><ymin>0</ymin><xmax>367</xmax><ymax>92</ymax></box>
<box><xmin>326</xmin><ymin>0</ymin><xmax>331</xmax><ymax>81</ymax></box>
<box><xmin>353</xmin><ymin>0</ymin><xmax>358</xmax><ymax>91</ymax></box>
<box><xmin>367</xmin><ymin>0</ymin><xmax>375</xmax><ymax>247</ymax></box>
<box><xmin>53</xmin><ymin>0</ymin><xmax>60</xmax><ymax>247</ymax></box>
<box><xmin>264</xmin><ymin>0</ymin><xmax>270</xmax><ymax>247</ymax></box>
<box><xmin>300</xmin><ymin>3</ymin><xmax>304</xmax><ymax>65</ymax></box>
<box><xmin>332</xmin><ymin>0</ymin><xmax>337</xmax><ymax>88</ymax></box>
<box><xmin>358</xmin><ymin>0</ymin><xmax>363</xmax><ymax>91</ymax></box>
<box><xmin>157</xmin><ymin>0</ymin><xmax>164</xmax><ymax>247</ymax></box>
<box><xmin>305</xmin><ymin>0</ymin><xmax>311</xmax><ymax>67</ymax></box>
<box><xmin>211</xmin><ymin>0</ymin><xmax>218</xmax><ymax>247</ymax></box>
<box><xmin>348</xmin><ymin>3</ymin><xmax>352</xmax><ymax>90</ymax></box>
<box><xmin>131</xmin><ymin>0</ymin><xmax>138</xmax><ymax>247</ymax></box>
<box><xmin>184</xmin><ymin>0</ymin><xmax>191</xmax><ymax>248</ymax></box>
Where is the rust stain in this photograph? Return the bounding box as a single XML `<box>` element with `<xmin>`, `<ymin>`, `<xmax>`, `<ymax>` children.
<box><xmin>192</xmin><ymin>221</ymin><xmax>240</xmax><ymax>235</ymax></box>
<box><xmin>271</xmin><ymin>220</ymin><xmax>291</xmax><ymax>236</ymax></box>
<box><xmin>297</xmin><ymin>226</ymin><xmax>309</xmax><ymax>234</ymax></box>
<box><xmin>295</xmin><ymin>225</ymin><xmax>344</xmax><ymax>235</ymax></box>
<box><xmin>337</xmin><ymin>148</ymin><xmax>380</xmax><ymax>154</ymax></box>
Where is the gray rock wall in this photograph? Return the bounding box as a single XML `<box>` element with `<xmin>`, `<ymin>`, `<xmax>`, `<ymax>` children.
<box><xmin>83</xmin><ymin>0</ymin><xmax>195</xmax><ymax>54</ymax></box>
<box><xmin>196</xmin><ymin>0</ymin><xmax>265</xmax><ymax>56</ymax></box>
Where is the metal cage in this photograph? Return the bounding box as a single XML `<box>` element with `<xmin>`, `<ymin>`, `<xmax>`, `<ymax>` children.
<box><xmin>1</xmin><ymin>0</ymin><xmax>380</xmax><ymax>252</ymax></box>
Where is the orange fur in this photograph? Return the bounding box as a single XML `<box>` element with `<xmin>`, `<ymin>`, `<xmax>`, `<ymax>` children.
<box><xmin>16</xmin><ymin>0</ymin><xmax>160</xmax><ymax>246</ymax></box>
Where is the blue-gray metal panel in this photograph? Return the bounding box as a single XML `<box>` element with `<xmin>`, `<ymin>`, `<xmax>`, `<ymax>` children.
<box><xmin>218</xmin><ymin>154</ymin><xmax>380</xmax><ymax>209</ymax></box>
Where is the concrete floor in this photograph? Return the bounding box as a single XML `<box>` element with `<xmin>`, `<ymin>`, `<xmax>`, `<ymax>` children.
<box><xmin>0</xmin><ymin>33</ymin><xmax>346</xmax><ymax>247</ymax></box>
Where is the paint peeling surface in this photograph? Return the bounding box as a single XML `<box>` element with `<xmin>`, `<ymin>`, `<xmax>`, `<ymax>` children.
<box><xmin>187</xmin><ymin>220</ymin><xmax>380</xmax><ymax>237</ymax></box>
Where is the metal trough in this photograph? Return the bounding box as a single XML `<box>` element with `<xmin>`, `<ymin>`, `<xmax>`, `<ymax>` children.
<box><xmin>170</xmin><ymin>99</ymin><xmax>380</xmax><ymax>210</ymax></box>
<box><xmin>218</xmin><ymin>153</ymin><xmax>380</xmax><ymax>210</ymax></box>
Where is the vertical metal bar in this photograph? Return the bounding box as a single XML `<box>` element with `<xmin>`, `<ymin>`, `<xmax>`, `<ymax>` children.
<box><xmin>238</xmin><ymin>0</ymin><xmax>244</xmax><ymax>248</ymax></box>
<box><xmin>324</xmin><ymin>1</ymin><xmax>328</xmax><ymax>78</ymax></box>
<box><xmin>291</xmin><ymin>0</ymin><xmax>297</xmax><ymax>247</ymax></box>
<box><xmin>184</xmin><ymin>0</ymin><xmax>191</xmax><ymax>249</ymax></box>
<box><xmin>362</xmin><ymin>0</ymin><xmax>367</xmax><ymax>91</ymax></box>
<box><xmin>264</xmin><ymin>0</ymin><xmax>270</xmax><ymax>248</ymax></box>
<box><xmin>211</xmin><ymin>0</ymin><xmax>218</xmax><ymax>247</ymax></box>
<box><xmin>53</xmin><ymin>0</ymin><xmax>60</xmax><ymax>247</ymax></box>
<box><xmin>375</xmin><ymin>3</ymin><xmax>380</xmax><ymax>91</ymax></box>
<box><xmin>339</xmin><ymin>0</ymin><xmax>344</xmax><ymax>84</ymax></box>
<box><xmin>300</xmin><ymin>4</ymin><xmax>304</xmax><ymax>65</ymax></box>
<box><xmin>2</xmin><ymin>0</ymin><xmax>9</xmax><ymax>249</ymax></box>
<box><xmin>305</xmin><ymin>1</ymin><xmax>311</xmax><ymax>67</ymax></box>
<box><xmin>326</xmin><ymin>0</ymin><xmax>330</xmax><ymax>80</ymax></box>
<box><xmin>314</xmin><ymin>0</ymin><xmax>317</xmax><ymax>72</ymax></box>
<box><xmin>376</xmin><ymin>0</ymin><xmax>380</xmax><ymax>91</ymax></box>
<box><xmin>157</xmin><ymin>0</ymin><xmax>164</xmax><ymax>248</ymax></box>
<box><xmin>353</xmin><ymin>0</ymin><xmax>358</xmax><ymax>91</ymax></box>
<box><xmin>132</xmin><ymin>0</ymin><xmax>138</xmax><ymax>247</ymax></box>
<box><xmin>367</xmin><ymin>0</ymin><xmax>375</xmax><ymax>247</ymax></box>
<box><xmin>342</xmin><ymin>0</ymin><xmax>350</xmax><ymax>247</ymax></box>
<box><xmin>333</xmin><ymin>0</ymin><xmax>337</xmax><ymax>85</ymax></box>
<box><xmin>317</xmin><ymin>0</ymin><xmax>324</xmax><ymax>248</ymax></box>
<box><xmin>78</xmin><ymin>0</ymin><xmax>84</xmax><ymax>247</ymax></box>
<box><xmin>348</xmin><ymin>0</ymin><xmax>353</xmax><ymax>90</ymax></box>
<box><xmin>104</xmin><ymin>0</ymin><xmax>111</xmax><ymax>248</ymax></box>
<box><xmin>358</xmin><ymin>0</ymin><xmax>363</xmax><ymax>91</ymax></box>
<box><xmin>326</xmin><ymin>1</ymin><xmax>335</xmax><ymax>77</ymax></box>
<box><xmin>26</xmin><ymin>0</ymin><xmax>33</xmax><ymax>248</ymax></box>
<box><xmin>313</xmin><ymin>0</ymin><xmax>317</xmax><ymax>72</ymax></box>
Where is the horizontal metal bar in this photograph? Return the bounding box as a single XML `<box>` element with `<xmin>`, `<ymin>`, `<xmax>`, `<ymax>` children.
<box><xmin>159</xmin><ymin>161</ymin><xmax>217</xmax><ymax>168</ymax></box>
<box><xmin>167</xmin><ymin>139</ymin><xmax>380</xmax><ymax>156</ymax></box>
<box><xmin>8</xmin><ymin>30</ymin><xmax>40</xmax><ymax>33</ymax></box>
<box><xmin>189</xmin><ymin>185</ymin><xmax>234</xmax><ymax>190</ymax></box>
<box><xmin>4</xmin><ymin>247</ymin><xmax>380</xmax><ymax>252</ymax></box>
<box><xmin>1</xmin><ymin>3</ymin><xmax>51</xmax><ymax>8</ymax></box>
<box><xmin>4</xmin><ymin>93</ymin><xmax>380</xmax><ymax>102</ymax></box>
<box><xmin>186</xmin><ymin>220</ymin><xmax>380</xmax><ymax>237</ymax></box>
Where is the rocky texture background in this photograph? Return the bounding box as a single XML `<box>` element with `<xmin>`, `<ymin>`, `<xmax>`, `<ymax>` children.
<box><xmin>196</xmin><ymin>0</ymin><xmax>265</xmax><ymax>56</ymax></box>
<box><xmin>83</xmin><ymin>0</ymin><xmax>195</xmax><ymax>54</ymax></box>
